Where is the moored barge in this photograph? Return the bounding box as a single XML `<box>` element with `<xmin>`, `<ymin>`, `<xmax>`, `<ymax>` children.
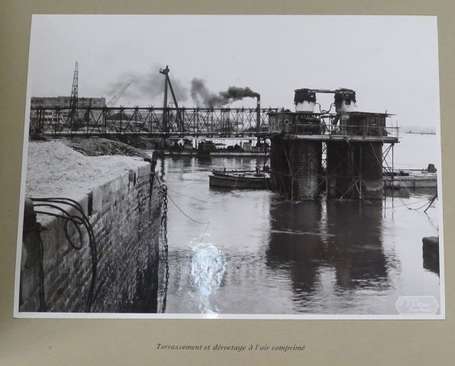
<box><xmin>384</xmin><ymin>168</ymin><xmax>437</xmax><ymax>189</ymax></box>
<box><xmin>209</xmin><ymin>169</ymin><xmax>270</xmax><ymax>189</ymax></box>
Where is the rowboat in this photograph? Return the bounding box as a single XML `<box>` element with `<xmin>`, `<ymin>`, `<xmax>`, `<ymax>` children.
<box><xmin>209</xmin><ymin>169</ymin><xmax>270</xmax><ymax>189</ymax></box>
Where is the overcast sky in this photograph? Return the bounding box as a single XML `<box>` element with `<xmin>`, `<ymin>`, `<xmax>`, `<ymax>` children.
<box><xmin>29</xmin><ymin>15</ymin><xmax>440</xmax><ymax>127</ymax></box>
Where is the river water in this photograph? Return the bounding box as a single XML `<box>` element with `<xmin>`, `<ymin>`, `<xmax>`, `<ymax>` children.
<box><xmin>153</xmin><ymin>133</ymin><xmax>442</xmax><ymax>315</ymax></box>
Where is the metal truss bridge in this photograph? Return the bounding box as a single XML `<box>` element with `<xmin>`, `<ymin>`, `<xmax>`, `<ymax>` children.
<box><xmin>30</xmin><ymin>106</ymin><xmax>279</xmax><ymax>138</ymax></box>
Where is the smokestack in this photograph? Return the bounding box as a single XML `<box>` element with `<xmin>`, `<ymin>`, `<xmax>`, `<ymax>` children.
<box><xmin>334</xmin><ymin>88</ymin><xmax>357</xmax><ymax>113</ymax></box>
<box><xmin>294</xmin><ymin>88</ymin><xmax>316</xmax><ymax>112</ymax></box>
<box><xmin>256</xmin><ymin>94</ymin><xmax>261</xmax><ymax>137</ymax></box>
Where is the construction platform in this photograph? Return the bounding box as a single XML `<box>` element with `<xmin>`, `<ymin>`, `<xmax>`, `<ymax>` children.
<box><xmin>279</xmin><ymin>134</ymin><xmax>398</xmax><ymax>143</ymax></box>
<box><xmin>268</xmin><ymin>89</ymin><xmax>399</xmax><ymax>201</ymax></box>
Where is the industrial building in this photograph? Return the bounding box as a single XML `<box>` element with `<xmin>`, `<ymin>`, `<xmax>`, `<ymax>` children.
<box><xmin>30</xmin><ymin>96</ymin><xmax>106</xmax><ymax>125</ymax></box>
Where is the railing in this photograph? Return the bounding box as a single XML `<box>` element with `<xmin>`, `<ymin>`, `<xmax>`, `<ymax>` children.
<box><xmin>324</xmin><ymin>123</ymin><xmax>399</xmax><ymax>139</ymax></box>
<box><xmin>269</xmin><ymin>118</ymin><xmax>399</xmax><ymax>140</ymax></box>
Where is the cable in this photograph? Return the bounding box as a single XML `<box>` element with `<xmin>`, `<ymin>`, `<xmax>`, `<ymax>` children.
<box><xmin>33</xmin><ymin>204</ymin><xmax>85</xmax><ymax>250</ymax></box>
<box><xmin>30</xmin><ymin>197</ymin><xmax>97</xmax><ymax>312</ymax></box>
<box><xmin>153</xmin><ymin>166</ymin><xmax>208</xmax><ymax>224</ymax></box>
<box><xmin>166</xmin><ymin>193</ymin><xmax>209</xmax><ymax>225</ymax></box>
<box><xmin>165</xmin><ymin>186</ymin><xmax>208</xmax><ymax>204</ymax></box>
<box><xmin>155</xmin><ymin>176</ymin><xmax>209</xmax><ymax>313</ymax></box>
<box><xmin>424</xmin><ymin>194</ymin><xmax>438</xmax><ymax>213</ymax></box>
<box><xmin>158</xmin><ymin>184</ymin><xmax>169</xmax><ymax>313</ymax></box>
<box><xmin>383</xmin><ymin>197</ymin><xmax>436</xmax><ymax>210</ymax></box>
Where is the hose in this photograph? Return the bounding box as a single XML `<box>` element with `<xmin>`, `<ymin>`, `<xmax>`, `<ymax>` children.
<box><xmin>30</xmin><ymin>197</ymin><xmax>97</xmax><ymax>312</ymax></box>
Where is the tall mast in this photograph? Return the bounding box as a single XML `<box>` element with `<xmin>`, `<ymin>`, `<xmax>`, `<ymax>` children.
<box><xmin>69</xmin><ymin>61</ymin><xmax>79</xmax><ymax>124</ymax></box>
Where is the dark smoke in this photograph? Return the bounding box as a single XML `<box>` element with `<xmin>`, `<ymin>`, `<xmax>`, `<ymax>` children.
<box><xmin>106</xmin><ymin>66</ymin><xmax>188</xmax><ymax>105</ymax></box>
<box><xmin>220</xmin><ymin>86</ymin><xmax>259</xmax><ymax>100</ymax></box>
<box><xmin>191</xmin><ymin>78</ymin><xmax>259</xmax><ymax>107</ymax></box>
<box><xmin>190</xmin><ymin>78</ymin><xmax>224</xmax><ymax>107</ymax></box>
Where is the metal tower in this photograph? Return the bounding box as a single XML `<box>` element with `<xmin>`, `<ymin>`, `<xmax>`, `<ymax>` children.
<box><xmin>68</xmin><ymin>61</ymin><xmax>79</xmax><ymax>123</ymax></box>
<box><xmin>160</xmin><ymin>65</ymin><xmax>183</xmax><ymax>132</ymax></box>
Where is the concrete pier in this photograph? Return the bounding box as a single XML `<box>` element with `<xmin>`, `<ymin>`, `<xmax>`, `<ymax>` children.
<box><xmin>270</xmin><ymin>136</ymin><xmax>322</xmax><ymax>200</ymax></box>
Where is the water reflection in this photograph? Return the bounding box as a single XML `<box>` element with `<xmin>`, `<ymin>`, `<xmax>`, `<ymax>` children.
<box><xmin>266</xmin><ymin>199</ymin><xmax>390</xmax><ymax>309</ymax></box>
<box><xmin>267</xmin><ymin>200</ymin><xmax>325</xmax><ymax>295</ymax></box>
<box><xmin>156</xmin><ymin>155</ymin><xmax>440</xmax><ymax>315</ymax></box>
<box><xmin>327</xmin><ymin>201</ymin><xmax>388</xmax><ymax>291</ymax></box>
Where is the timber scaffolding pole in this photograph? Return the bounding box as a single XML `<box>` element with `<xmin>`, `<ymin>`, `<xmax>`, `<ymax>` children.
<box><xmin>326</xmin><ymin>141</ymin><xmax>396</xmax><ymax>200</ymax></box>
<box><xmin>307</xmin><ymin>140</ymin><xmax>396</xmax><ymax>201</ymax></box>
<box><xmin>320</xmin><ymin>113</ymin><xmax>398</xmax><ymax>201</ymax></box>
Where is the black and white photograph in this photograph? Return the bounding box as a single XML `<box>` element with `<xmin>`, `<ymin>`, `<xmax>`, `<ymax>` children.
<box><xmin>15</xmin><ymin>15</ymin><xmax>444</xmax><ymax>318</ymax></box>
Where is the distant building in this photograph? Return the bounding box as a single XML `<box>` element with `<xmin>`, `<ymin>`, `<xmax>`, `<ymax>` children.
<box><xmin>30</xmin><ymin>96</ymin><xmax>106</xmax><ymax>124</ymax></box>
<box><xmin>31</xmin><ymin>96</ymin><xmax>106</xmax><ymax>108</ymax></box>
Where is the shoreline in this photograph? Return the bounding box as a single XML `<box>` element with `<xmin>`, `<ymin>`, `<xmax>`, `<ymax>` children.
<box><xmin>163</xmin><ymin>151</ymin><xmax>267</xmax><ymax>157</ymax></box>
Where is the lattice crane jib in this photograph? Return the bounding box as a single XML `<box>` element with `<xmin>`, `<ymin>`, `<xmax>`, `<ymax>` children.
<box><xmin>69</xmin><ymin>61</ymin><xmax>79</xmax><ymax>116</ymax></box>
<box><xmin>160</xmin><ymin>65</ymin><xmax>184</xmax><ymax>132</ymax></box>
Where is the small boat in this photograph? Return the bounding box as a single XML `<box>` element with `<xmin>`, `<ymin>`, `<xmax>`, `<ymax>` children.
<box><xmin>209</xmin><ymin>169</ymin><xmax>270</xmax><ymax>189</ymax></box>
<box><xmin>384</xmin><ymin>169</ymin><xmax>437</xmax><ymax>189</ymax></box>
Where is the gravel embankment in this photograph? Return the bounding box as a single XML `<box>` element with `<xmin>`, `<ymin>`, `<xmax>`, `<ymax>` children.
<box><xmin>26</xmin><ymin>140</ymin><xmax>148</xmax><ymax>198</ymax></box>
<box><xmin>63</xmin><ymin>137</ymin><xmax>150</xmax><ymax>159</ymax></box>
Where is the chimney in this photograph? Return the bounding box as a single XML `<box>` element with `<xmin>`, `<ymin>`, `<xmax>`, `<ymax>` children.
<box><xmin>294</xmin><ymin>88</ymin><xmax>316</xmax><ymax>112</ymax></box>
<box><xmin>334</xmin><ymin>88</ymin><xmax>357</xmax><ymax>113</ymax></box>
<box><xmin>256</xmin><ymin>94</ymin><xmax>261</xmax><ymax>140</ymax></box>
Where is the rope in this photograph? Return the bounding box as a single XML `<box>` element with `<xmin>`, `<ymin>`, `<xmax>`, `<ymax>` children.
<box><xmin>165</xmin><ymin>186</ymin><xmax>208</xmax><ymax>204</ymax></box>
<box><xmin>166</xmin><ymin>193</ymin><xmax>209</xmax><ymax>225</ymax></box>
<box><xmin>383</xmin><ymin>197</ymin><xmax>437</xmax><ymax>211</ymax></box>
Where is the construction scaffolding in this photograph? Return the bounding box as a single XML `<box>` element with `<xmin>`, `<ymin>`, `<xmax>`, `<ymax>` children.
<box><xmin>268</xmin><ymin>102</ymin><xmax>399</xmax><ymax>200</ymax></box>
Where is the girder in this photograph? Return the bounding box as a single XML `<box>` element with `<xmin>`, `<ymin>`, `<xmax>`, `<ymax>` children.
<box><xmin>29</xmin><ymin>106</ymin><xmax>279</xmax><ymax>137</ymax></box>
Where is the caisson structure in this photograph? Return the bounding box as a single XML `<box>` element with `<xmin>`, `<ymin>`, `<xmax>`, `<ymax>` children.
<box><xmin>269</xmin><ymin>88</ymin><xmax>399</xmax><ymax>200</ymax></box>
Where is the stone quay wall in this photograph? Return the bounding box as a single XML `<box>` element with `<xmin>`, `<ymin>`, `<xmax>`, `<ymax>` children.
<box><xmin>20</xmin><ymin>159</ymin><xmax>164</xmax><ymax>313</ymax></box>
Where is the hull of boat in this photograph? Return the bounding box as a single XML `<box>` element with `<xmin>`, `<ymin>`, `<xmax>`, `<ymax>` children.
<box><xmin>384</xmin><ymin>173</ymin><xmax>437</xmax><ymax>189</ymax></box>
<box><xmin>209</xmin><ymin>173</ymin><xmax>270</xmax><ymax>189</ymax></box>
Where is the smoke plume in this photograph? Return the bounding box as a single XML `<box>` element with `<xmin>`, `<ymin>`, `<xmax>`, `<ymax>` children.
<box><xmin>191</xmin><ymin>78</ymin><xmax>259</xmax><ymax>107</ymax></box>
<box><xmin>106</xmin><ymin>66</ymin><xmax>188</xmax><ymax>106</ymax></box>
<box><xmin>106</xmin><ymin>69</ymin><xmax>259</xmax><ymax>107</ymax></box>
